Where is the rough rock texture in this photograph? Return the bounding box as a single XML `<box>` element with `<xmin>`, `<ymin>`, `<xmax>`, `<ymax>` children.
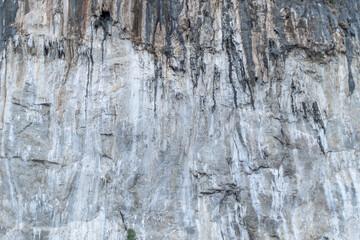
<box><xmin>1</xmin><ymin>0</ymin><xmax>360</xmax><ymax>239</ymax></box>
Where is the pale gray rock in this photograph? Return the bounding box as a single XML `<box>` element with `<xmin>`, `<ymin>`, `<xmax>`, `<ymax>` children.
<box><xmin>1</xmin><ymin>0</ymin><xmax>360</xmax><ymax>239</ymax></box>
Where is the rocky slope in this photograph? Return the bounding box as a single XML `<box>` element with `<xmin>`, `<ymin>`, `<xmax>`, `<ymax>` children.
<box><xmin>1</xmin><ymin>0</ymin><xmax>360</xmax><ymax>239</ymax></box>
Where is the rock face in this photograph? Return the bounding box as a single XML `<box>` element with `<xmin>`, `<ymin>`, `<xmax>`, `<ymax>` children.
<box><xmin>1</xmin><ymin>0</ymin><xmax>360</xmax><ymax>239</ymax></box>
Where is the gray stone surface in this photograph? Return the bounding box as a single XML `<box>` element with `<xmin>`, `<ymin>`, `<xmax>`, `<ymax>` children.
<box><xmin>1</xmin><ymin>0</ymin><xmax>360</xmax><ymax>239</ymax></box>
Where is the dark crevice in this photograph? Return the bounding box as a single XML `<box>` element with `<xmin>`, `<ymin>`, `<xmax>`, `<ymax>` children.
<box><xmin>238</xmin><ymin>0</ymin><xmax>256</xmax><ymax>85</ymax></box>
<box><xmin>94</xmin><ymin>10</ymin><xmax>113</xmax><ymax>61</ymax></box>
<box><xmin>16</xmin><ymin>122</ymin><xmax>33</xmax><ymax>134</ymax></box>
<box><xmin>152</xmin><ymin>58</ymin><xmax>164</xmax><ymax>116</ymax></box>
<box><xmin>85</xmin><ymin>23</ymin><xmax>95</xmax><ymax>121</ymax></box>
<box><xmin>247</xmin><ymin>165</ymin><xmax>270</xmax><ymax>173</ymax></box>
<box><xmin>318</xmin><ymin>136</ymin><xmax>326</xmax><ymax>155</ymax></box>
<box><xmin>31</xmin><ymin>159</ymin><xmax>60</xmax><ymax>166</ymax></box>
<box><xmin>222</xmin><ymin>0</ymin><xmax>255</xmax><ymax>109</ymax></box>
<box><xmin>100</xmin><ymin>133</ymin><xmax>113</xmax><ymax>137</ymax></box>
<box><xmin>212</xmin><ymin>67</ymin><xmax>220</xmax><ymax>112</ymax></box>
<box><xmin>119</xmin><ymin>210</ymin><xmax>128</xmax><ymax>231</ymax></box>
<box><xmin>200</xmin><ymin>184</ymin><xmax>243</xmax><ymax>197</ymax></box>
<box><xmin>302</xmin><ymin>102</ymin><xmax>308</xmax><ymax>119</ymax></box>
<box><xmin>193</xmin><ymin>170</ymin><xmax>212</xmax><ymax>179</ymax></box>
<box><xmin>312</xmin><ymin>102</ymin><xmax>326</xmax><ymax>133</ymax></box>
<box><xmin>0</xmin><ymin>0</ymin><xmax>18</xmax><ymax>53</ymax></box>
<box><xmin>226</xmin><ymin>41</ymin><xmax>238</xmax><ymax>109</ymax></box>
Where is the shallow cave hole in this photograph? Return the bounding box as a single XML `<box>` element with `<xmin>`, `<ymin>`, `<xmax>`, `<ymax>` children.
<box><xmin>94</xmin><ymin>10</ymin><xmax>112</xmax><ymax>31</ymax></box>
<box><xmin>99</xmin><ymin>10</ymin><xmax>111</xmax><ymax>22</ymax></box>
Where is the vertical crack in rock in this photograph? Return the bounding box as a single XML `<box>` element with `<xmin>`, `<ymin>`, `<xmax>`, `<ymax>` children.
<box><xmin>238</xmin><ymin>0</ymin><xmax>256</xmax><ymax>85</ymax></box>
<box><xmin>131</xmin><ymin>0</ymin><xmax>143</xmax><ymax>43</ymax></box>
<box><xmin>345</xmin><ymin>35</ymin><xmax>355</xmax><ymax>94</ymax></box>
<box><xmin>85</xmin><ymin>21</ymin><xmax>95</xmax><ymax>121</ymax></box>
<box><xmin>312</xmin><ymin>101</ymin><xmax>326</xmax><ymax>133</ymax></box>
<box><xmin>0</xmin><ymin>0</ymin><xmax>18</xmax><ymax>53</ymax></box>
<box><xmin>222</xmin><ymin>0</ymin><xmax>255</xmax><ymax>109</ymax></box>
<box><xmin>212</xmin><ymin>66</ymin><xmax>220</xmax><ymax>112</ymax></box>
<box><xmin>152</xmin><ymin>58</ymin><xmax>161</xmax><ymax>115</ymax></box>
<box><xmin>225</xmin><ymin>37</ymin><xmax>238</xmax><ymax>108</ymax></box>
<box><xmin>116</xmin><ymin>0</ymin><xmax>122</xmax><ymax>23</ymax></box>
<box><xmin>69</xmin><ymin>0</ymin><xmax>86</xmax><ymax>38</ymax></box>
<box><xmin>94</xmin><ymin>10</ymin><xmax>113</xmax><ymax>61</ymax></box>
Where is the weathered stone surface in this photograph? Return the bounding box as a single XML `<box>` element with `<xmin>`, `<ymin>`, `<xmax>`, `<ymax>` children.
<box><xmin>1</xmin><ymin>0</ymin><xmax>360</xmax><ymax>239</ymax></box>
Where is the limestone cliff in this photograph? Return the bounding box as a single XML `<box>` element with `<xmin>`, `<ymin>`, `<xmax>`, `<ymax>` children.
<box><xmin>1</xmin><ymin>0</ymin><xmax>360</xmax><ymax>239</ymax></box>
